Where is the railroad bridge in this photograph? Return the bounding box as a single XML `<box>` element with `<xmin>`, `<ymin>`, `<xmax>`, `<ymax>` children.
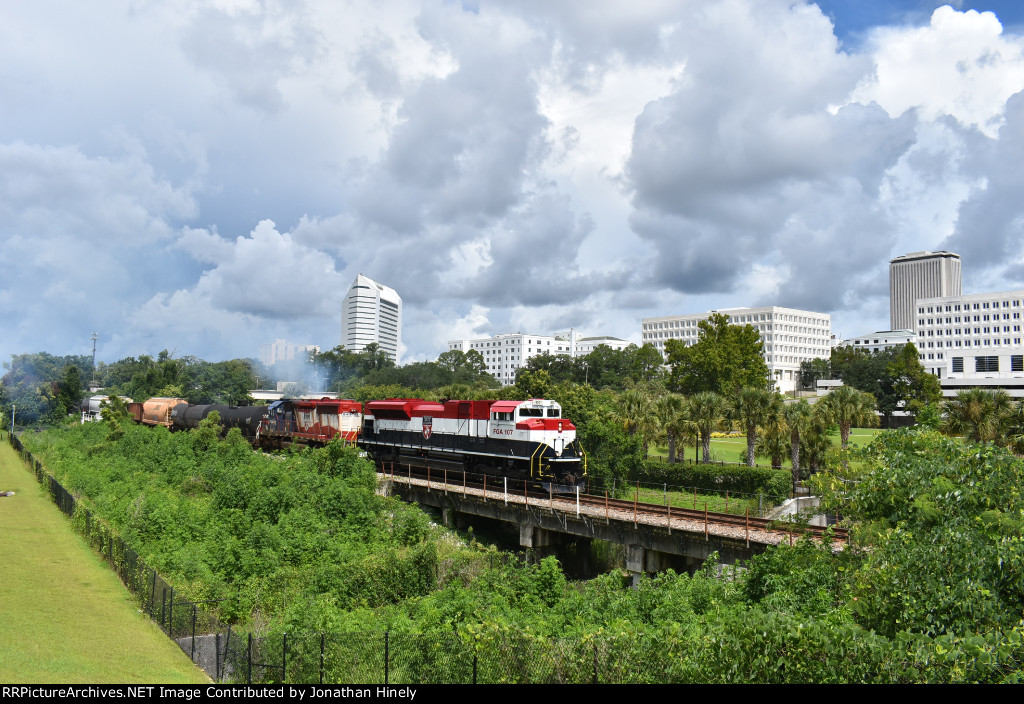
<box><xmin>380</xmin><ymin>471</ymin><xmax>824</xmax><ymax>583</ymax></box>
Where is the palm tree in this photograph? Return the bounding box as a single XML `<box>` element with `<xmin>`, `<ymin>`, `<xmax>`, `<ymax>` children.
<box><xmin>817</xmin><ymin>385</ymin><xmax>878</xmax><ymax>451</ymax></box>
<box><xmin>655</xmin><ymin>393</ymin><xmax>688</xmax><ymax>462</ymax></box>
<box><xmin>943</xmin><ymin>387</ymin><xmax>1014</xmax><ymax>445</ymax></box>
<box><xmin>620</xmin><ymin>384</ymin><xmax>659</xmax><ymax>458</ymax></box>
<box><xmin>731</xmin><ymin>387</ymin><xmax>784</xmax><ymax>467</ymax></box>
<box><xmin>754</xmin><ymin>415</ymin><xmax>788</xmax><ymax>469</ymax></box>
<box><xmin>784</xmin><ymin>400</ymin><xmax>814</xmax><ymax>491</ymax></box>
<box><xmin>801</xmin><ymin>410</ymin><xmax>835</xmax><ymax>473</ymax></box>
<box><xmin>688</xmin><ymin>391</ymin><xmax>727</xmax><ymax>463</ymax></box>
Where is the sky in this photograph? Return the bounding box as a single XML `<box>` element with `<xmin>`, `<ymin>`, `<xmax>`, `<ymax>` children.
<box><xmin>4</xmin><ymin>1</ymin><xmax>1024</xmax><ymax>367</ymax></box>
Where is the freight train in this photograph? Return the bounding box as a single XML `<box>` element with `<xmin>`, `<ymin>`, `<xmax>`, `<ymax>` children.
<box><xmin>127</xmin><ymin>396</ymin><xmax>586</xmax><ymax>490</ymax></box>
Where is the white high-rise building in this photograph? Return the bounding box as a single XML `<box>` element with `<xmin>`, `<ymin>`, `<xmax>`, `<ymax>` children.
<box><xmin>641</xmin><ymin>306</ymin><xmax>832</xmax><ymax>393</ymax></box>
<box><xmin>341</xmin><ymin>274</ymin><xmax>402</xmax><ymax>363</ymax></box>
<box><xmin>889</xmin><ymin>251</ymin><xmax>961</xmax><ymax>331</ymax></box>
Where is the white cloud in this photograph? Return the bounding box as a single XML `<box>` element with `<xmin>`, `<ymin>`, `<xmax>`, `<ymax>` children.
<box><xmin>852</xmin><ymin>6</ymin><xmax>1024</xmax><ymax>137</ymax></box>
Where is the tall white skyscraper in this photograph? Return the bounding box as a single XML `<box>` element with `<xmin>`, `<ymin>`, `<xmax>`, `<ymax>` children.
<box><xmin>341</xmin><ymin>274</ymin><xmax>402</xmax><ymax>363</ymax></box>
<box><xmin>889</xmin><ymin>251</ymin><xmax>961</xmax><ymax>331</ymax></box>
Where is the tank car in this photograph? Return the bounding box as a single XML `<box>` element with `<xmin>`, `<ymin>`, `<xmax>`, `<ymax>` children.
<box><xmin>165</xmin><ymin>398</ymin><xmax>362</xmax><ymax>450</ymax></box>
<box><xmin>129</xmin><ymin>397</ymin><xmax>188</xmax><ymax>427</ymax></box>
<box><xmin>360</xmin><ymin>398</ymin><xmax>586</xmax><ymax>491</ymax></box>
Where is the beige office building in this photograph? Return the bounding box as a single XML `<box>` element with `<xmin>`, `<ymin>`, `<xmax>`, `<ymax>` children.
<box><xmin>889</xmin><ymin>251</ymin><xmax>961</xmax><ymax>331</ymax></box>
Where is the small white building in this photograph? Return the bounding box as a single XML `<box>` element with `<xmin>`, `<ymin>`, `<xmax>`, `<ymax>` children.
<box><xmin>843</xmin><ymin>329</ymin><xmax>916</xmax><ymax>354</ymax></box>
<box><xmin>574</xmin><ymin>336</ymin><xmax>629</xmax><ymax>355</ymax></box>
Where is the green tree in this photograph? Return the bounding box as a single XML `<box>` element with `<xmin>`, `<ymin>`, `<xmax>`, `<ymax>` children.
<box><xmin>620</xmin><ymin>383</ymin><xmax>660</xmax><ymax>458</ymax></box>
<box><xmin>784</xmin><ymin>400</ymin><xmax>814</xmax><ymax>490</ymax></box>
<box><xmin>666</xmin><ymin>313</ymin><xmax>769</xmax><ymax>395</ymax></box>
<box><xmin>888</xmin><ymin>343</ymin><xmax>942</xmax><ymax>416</ymax></box>
<box><xmin>688</xmin><ymin>391</ymin><xmax>727</xmax><ymax>463</ymax></box>
<box><xmin>817</xmin><ymin>386</ymin><xmax>878</xmax><ymax>469</ymax></box>
<box><xmin>755</xmin><ymin>412</ymin><xmax>789</xmax><ymax>469</ymax></box>
<box><xmin>797</xmin><ymin>358</ymin><xmax>831</xmax><ymax>390</ymax></box>
<box><xmin>654</xmin><ymin>392</ymin><xmax>688</xmax><ymax>463</ymax></box>
<box><xmin>942</xmin><ymin>387</ymin><xmax>1014</xmax><ymax>445</ymax></box>
<box><xmin>831</xmin><ymin>344</ymin><xmax>937</xmax><ymax>426</ymax></box>
<box><xmin>731</xmin><ymin>387</ymin><xmax>783</xmax><ymax>467</ymax></box>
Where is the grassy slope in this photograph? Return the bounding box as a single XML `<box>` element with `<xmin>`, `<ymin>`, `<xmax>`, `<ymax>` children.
<box><xmin>0</xmin><ymin>437</ymin><xmax>209</xmax><ymax>684</ymax></box>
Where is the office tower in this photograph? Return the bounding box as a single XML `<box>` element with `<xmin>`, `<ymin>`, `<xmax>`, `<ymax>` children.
<box><xmin>341</xmin><ymin>274</ymin><xmax>402</xmax><ymax>363</ymax></box>
<box><xmin>889</xmin><ymin>251</ymin><xmax>961</xmax><ymax>331</ymax></box>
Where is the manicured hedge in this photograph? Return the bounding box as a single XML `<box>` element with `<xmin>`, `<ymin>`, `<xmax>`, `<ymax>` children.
<box><xmin>633</xmin><ymin>459</ymin><xmax>791</xmax><ymax>503</ymax></box>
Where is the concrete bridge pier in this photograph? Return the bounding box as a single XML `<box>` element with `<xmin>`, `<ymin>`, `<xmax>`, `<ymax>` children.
<box><xmin>626</xmin><ymin>544</ymin><xmax>673</xmax><ymax>587</ymax></box>
<box><xmin>520</xmin><ymin>523</ymin><xmax>557</xmax><ymax>548</ymax></box>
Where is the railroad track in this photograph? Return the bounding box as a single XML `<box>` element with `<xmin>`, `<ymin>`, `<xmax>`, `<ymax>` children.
<box><xmin>378</xmin><ymin>462</ymin><xmax>849</xmax><ymax>544</ymax></box>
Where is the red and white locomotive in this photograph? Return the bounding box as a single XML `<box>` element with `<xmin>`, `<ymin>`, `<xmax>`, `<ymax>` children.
<box><xmin>361</xmin><ymin>398</ymin><xmax>587</xmax><ymax>491</ymax></box>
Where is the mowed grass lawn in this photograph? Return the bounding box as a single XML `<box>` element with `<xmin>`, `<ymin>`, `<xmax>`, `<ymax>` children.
<box><xmin>653</xmin><ymin>428</ymin><xmax>883</xmax><ymax>466</ymax></box>
<box><xmin>0</xmin><ymin>436</ymin><xmax>209</xmax><ymax>684</ymax></box>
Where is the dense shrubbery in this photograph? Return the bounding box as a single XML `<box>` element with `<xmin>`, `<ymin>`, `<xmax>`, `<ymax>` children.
<box><xmin>21</xmin><ymin>422</ymin><xmax>1024</xmax><ymax>682</ymax></box>
<box><xmin>23</xmin><ymin>420</ymin><xmax>444</xmax><ymax>624</ymax></box>
<box><xmin>633</xmin><ymin>460</ymin><xmax>791</xmax><ymax>503</ymax></box>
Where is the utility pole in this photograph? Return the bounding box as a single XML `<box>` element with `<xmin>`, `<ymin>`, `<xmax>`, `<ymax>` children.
<box><xmin>90</xmin><ymin>332</ymin><xmax>99</xmax><ymax>388</ymax></box>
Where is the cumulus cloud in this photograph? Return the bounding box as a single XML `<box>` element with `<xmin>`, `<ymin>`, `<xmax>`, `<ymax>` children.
<box><xmin>5</xmin><ymin>0</ymin><xmax>1024</xmax><ymax>366</ymax></box>
<box><xmin>851</xmin><ymin>6</ymin><xmax>1024</xmax><ymax>137</ymax></box>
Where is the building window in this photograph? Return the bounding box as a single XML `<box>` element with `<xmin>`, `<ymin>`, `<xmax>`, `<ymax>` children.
<box><xmin>975</xmin><ymin>356</ymin><xmax>999</xmax><ymax>373</ymax></box>
<box><xmin>952</xmin><ymin>357</ymin><xmax>964</xmax><ymax>372</ymax></box>
<box><xmin>1013</xmin><ymin>356</ymin><xmax>1024</xmax><ymax>372</ymax></box>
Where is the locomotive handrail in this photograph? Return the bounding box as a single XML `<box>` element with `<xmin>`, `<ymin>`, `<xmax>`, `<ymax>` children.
<box><xmin>529</xmin><ymin>442</ymin><xmax>547</xmax><ymax>479</ymax></box>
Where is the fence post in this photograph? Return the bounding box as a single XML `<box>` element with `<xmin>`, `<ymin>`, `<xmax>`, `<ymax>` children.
<box><xmin>169</xmin><ymin>587</ymin><xmax>174</xmax><ymax>637</ymax></box>
<box><xmin>191</xmin><ymin>604</ymin><xmax>198</xmax><ymax>661</ymax></box>
<box><xmin>216</xmin><ymin>631</ymin><xmax>222</xmax><ymax>682</ymax></box>
<box><xmin>593</xmin><ymin>642</ymin><xmax>598</xmax><ymax>685</ymax></box>
<box><xmin>384</xmin><ymin>630</ymin><xmax>390</xmax><ymax>685</ymax></box>
<box><xmin>247</xmin><ymin>633</ymin><xmax>253</xmax><ymax>685</ymax></box>
<box><xmin>282</xmin><ymin>633</ymin><xmax>287</xmax><ymax>684</ymax></box>
<box><xmin>320</xmin><ymin>633</ymin><xmax>325</xmax><ymax>685</ymax></box>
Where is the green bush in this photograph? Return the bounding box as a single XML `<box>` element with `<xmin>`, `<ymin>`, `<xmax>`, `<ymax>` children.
<box><xmin>633</xmin><ymin>459</ymin><xmax>790</xmax><ymax>503</ymax></box>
